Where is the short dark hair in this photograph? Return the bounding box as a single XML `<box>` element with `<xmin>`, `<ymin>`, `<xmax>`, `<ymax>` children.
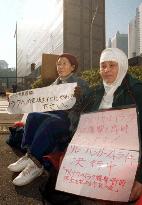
<box><xmin>57</xmin><ymin>53</ymin><xmax>78</xmax><ymax>72</ymax></box>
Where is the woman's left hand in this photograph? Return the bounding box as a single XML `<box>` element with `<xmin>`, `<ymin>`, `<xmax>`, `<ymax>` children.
<box><xmin>6</xmin><ymin>92</ymin><xmax>11</xmax><ymax>102</ymax></box>
<box><xmin>129</xmin><ymin>181</ymin><xmax>142</xmax><ymax>201</ymax></box>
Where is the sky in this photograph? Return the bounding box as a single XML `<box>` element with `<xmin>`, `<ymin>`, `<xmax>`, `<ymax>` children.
<box><xmin>0</xmin><ymin>0</ymin><xmax>26</xmax><ymax>68</ymax></box>
<box><xmin>0</xmin><ymin>0</ymin><xmax>142</xmax><ymax>68</ymax></box>
<box><xmin>105</xmin><ymin>0</ymin><xmax>142</xmax><ymax>41</ymax></box>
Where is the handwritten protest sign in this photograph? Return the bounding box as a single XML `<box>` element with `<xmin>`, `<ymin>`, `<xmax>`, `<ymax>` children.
<box><xmin>7</xmin><ymin>83</ymin><xmax>77</xmax><ymax>114</ymax></box>
<box><xmin>56</xmin><ymin>107</ymin><xmax>139</xmax><ymax>202</ymax></box>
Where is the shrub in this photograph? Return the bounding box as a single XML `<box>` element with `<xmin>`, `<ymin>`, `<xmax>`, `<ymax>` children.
<box><xmin>80</xmin><ymin>69</ymin><xmax>101</xmax><ymax>88</ymax></box>
<box><xmin>31</xmin><ymin>66</ymin><xmax>142</xmax><ymax>89</ymax></box>
<box><xmin>32</xmin><ymin>78</ymin><xmax>53</xmax><ymax>89</ymax></box>
<box><xmin>80</xmin><ymin>66</ymin><xmax>142</xmax><ymax>87</ymax></box>
<box><xmin>128</xmin><ymin>66</ymin><xmax>142</xmax><ymax>81</ymax></box>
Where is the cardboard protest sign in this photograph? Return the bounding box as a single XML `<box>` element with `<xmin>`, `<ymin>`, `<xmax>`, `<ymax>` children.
<box><xmin>56</xmin><ymin>107</ymin><xmax>139</xmax><ymax>202</ymax></box>
<box><xmin>7</xmin><ymin>83</ymin><xmax>77</xmax><ymax>114</ymax></box>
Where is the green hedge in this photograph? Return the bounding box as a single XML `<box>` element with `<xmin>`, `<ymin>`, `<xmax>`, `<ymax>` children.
<box><xmin>32</xmin><ymin>66</ymin><xmax>142</xmax><ymax>89</ymax></box>
<box><xmin>32</xmin><ymin>78</ymin><xmax>53</xmax><ymax>89</ymax></box>
<box><xmin>128</xmin><ymin>66</ymin><xmax>142</xmax><ymax>81</ymax></box>
<box><xmin>81</xmin><ymin>66</ymin><xmax>142</xmax><ymax>87</ymax></box>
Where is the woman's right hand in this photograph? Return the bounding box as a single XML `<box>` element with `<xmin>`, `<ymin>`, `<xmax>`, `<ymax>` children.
<box><xmin>73</xmin><ymin>86</ymin><xmax>82</xmax><ymax>99</ymax></box>
<box><xmin>129</xmin><ymin>180</ymin><xmax>142</xmax><ymax>202</ymax></box>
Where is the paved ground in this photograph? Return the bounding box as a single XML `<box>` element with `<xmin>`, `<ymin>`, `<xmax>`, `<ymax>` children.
<box><xmin>0</xmin><ymin>133</ymin><xmax>49</xmax><ymax>205</ymax></box>
<box><xmin>0</xmin><ymin>96</ymin><xmax>8</xmax><ymax>113</ymax></box>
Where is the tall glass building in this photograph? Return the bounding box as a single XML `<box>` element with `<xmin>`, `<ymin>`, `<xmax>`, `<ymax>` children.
<box><xmin>111</xmin><ymin>31</ymin><xmax>128</xmax><ymax>56</ymax></box>
<box><xmin>17</xmin><ymin>0</ymin><xmax>105</xmax><ymax>77</ymax></box>
<box><xmin>128</xmin><ymin>2</ymin><xmax>142</xmax><ymax>58</ymax></box>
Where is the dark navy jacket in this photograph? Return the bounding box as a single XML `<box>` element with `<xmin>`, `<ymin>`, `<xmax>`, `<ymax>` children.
<box><xmin>53</xmin><ymin>73</ymin><xmax>94</xmax><ymax>134</ymax></box>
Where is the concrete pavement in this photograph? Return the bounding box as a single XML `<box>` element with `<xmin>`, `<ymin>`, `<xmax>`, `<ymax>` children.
<box><xmin>0</xmin><ymin>133</ymin><xmax>47</xmax><ymax>205</ymax></box>
<box><xmin>0</xmin><ymin>97</ymin><xmax>23</xmax><ymax>134</ymax></box>
<box><xmin>0</xmin><ymin>98</ymin><xmax>29</xmax><ymax>136</ymax></box>
<box><xmin>0</xmin><ymin>97</ymin><xmax>9</xmax><ymax>113</ymax></box>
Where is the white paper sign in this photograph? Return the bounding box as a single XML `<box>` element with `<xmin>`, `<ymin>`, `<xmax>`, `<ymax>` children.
<box><xmin>7</xmin><ymin>83</ymin><xmax>77</xmax><ymax>114</ymax></box>
<box><xmin>56</xmin><ymin>107</ymin><xmax>139</xmax><ymax>202</ymax></box>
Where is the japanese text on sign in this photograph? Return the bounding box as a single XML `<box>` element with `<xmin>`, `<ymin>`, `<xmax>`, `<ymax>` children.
<box><xmin>56</xmin><ymin>107</ymin><xmax>139</xmax><ymax>202</ymax></box>
<box><xmin>7</xmin><ymin>83</ymin><xmax>77</xmax><ymax>114</ymax></box>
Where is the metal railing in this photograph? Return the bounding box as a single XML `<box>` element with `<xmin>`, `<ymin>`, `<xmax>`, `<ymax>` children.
<box><xmin>0</xmin><ymin>77</ymin><xmax>36</xmax><ymax>93</ymax></box>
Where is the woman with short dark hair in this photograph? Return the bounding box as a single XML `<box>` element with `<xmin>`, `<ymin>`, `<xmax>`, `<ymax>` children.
<box><xmin>8</xmin><ymin>53</ymin><xmax>92</xmax><ymax>186</ymax></box>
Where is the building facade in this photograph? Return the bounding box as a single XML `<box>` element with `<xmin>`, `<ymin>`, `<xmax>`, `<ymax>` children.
<box><xmin>137</xmin><ymin>3</ymin><xmax>142</xmax><ymax>56</ymax></box>
<box><xmin>128</xmin><ymin>2</ymin><xmax>142</xmax><ymax>59</ymax></box>
<box><xmin>109</xmin><ymin>31</ymin><xmax>128</xmax><ymax>56</ymax></box>
<box><xmin>128</xmin><ymin>19</ymin><xmax>136</xmax><ymax>58</ymax></box>
<box><xmin>17</xmin><ymin>0</ymin><xmax>105</xmax><ymax>78</ymax></box>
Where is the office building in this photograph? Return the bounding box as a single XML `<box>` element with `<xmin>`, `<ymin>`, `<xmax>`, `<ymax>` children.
<box><xmin>128</xmin><ymin>19</ymin><xmax>136</xmax><ymax>58</ymax></box>
<box><xmin>136</xmin><ymin>3</ymin><xmax>142</xmax><ymax>56</ymax></box>
<box><xmin>128</xmin><ymin>2</ymin><xmax>142</xmax><ymax>58</ymax></box>
<box><xmin>110</xmin><ymin>31</ymin><xmax>128</xmax><ymax>56</ymax></box>
<box><xmin>17</xmin><ymin>0</ymin><xmax>105</xmax><ymax>78</ymax></box>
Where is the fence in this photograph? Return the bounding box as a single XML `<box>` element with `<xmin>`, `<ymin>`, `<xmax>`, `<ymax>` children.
<box><xmin>0</xmin><ymin>77</ymin><xmax>36</xmax><ymax>93</ymax></box>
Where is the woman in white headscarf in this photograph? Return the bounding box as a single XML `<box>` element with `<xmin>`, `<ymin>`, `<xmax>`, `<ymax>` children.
<box><xmin>84</xmin><ymin>47</ymin><xmax>142</xmax><ymax>203</ymax></box>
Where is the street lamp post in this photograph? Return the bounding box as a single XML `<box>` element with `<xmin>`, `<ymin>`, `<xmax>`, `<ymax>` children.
<box><xmin>14</xmin><ymin>22</ymin><xmax>17</xmax><ymax>87</ymax></box>
<box><xmin>90</xmin><ymin>1</ymin><xmax>98</xmax><ymax>70</ymax></box>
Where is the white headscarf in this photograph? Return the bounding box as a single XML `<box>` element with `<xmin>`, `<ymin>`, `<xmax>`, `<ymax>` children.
<box><xmin>99</xmin><ymin>48</ymin><xmax>128</xmax><ymax>109</ymax></box>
